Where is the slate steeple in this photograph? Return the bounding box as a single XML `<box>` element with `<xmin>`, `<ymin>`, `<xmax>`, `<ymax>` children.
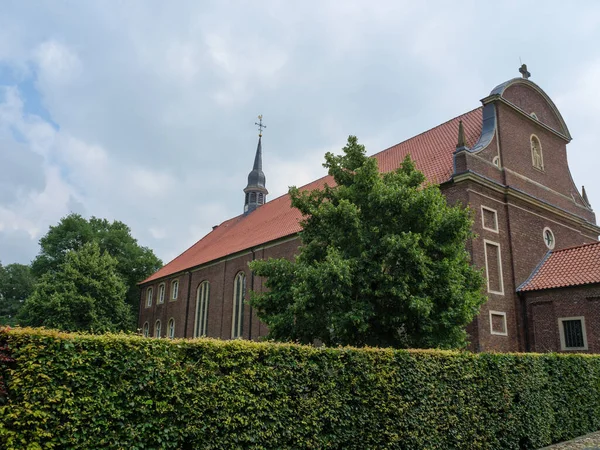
<box><xmin>244</xmin><ymin>115</ymin><xmax>268</xmax><ymax>214</ymax></box>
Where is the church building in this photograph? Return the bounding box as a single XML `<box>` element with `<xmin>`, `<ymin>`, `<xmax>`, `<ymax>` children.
<box><xmin>139</xmin><ymin>68</ymin><xmax>600</xmax><ymax>353</ymax></box>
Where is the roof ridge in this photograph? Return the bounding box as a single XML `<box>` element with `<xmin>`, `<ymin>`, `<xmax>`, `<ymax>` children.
<box><xmin>370</xmin><ymin>106</ymin><xmax>483</xmax><ymax>158</ymax></box>
<box><xmin>517</xmin><ymin>250</ymin><xmax>552</xmax><ymax>292</ymax></box>
<box><xmin>549</xmin><ymin>240</ymin><xmax>600</xmax><ymax>254</ymax></box>
<box><xmin>260</xmin><ymin>106</ymin><xmax>483</xmax><ymax>206</ymax></box>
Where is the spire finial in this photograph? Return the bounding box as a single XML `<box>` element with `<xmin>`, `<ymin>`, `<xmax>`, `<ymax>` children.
<box><xmin>519</xmin><ymin>63</ymin><xmax>531</xmax><ymax>79</ymax></box>
<box><xmin>456</xmin><ymin>119</ymin><xmax>468</xmax><ymax>150</ymax></box>
<box><xmin>255</xmin><ymin>114</ymin><xmax>266</xmax><ymax>137</ymax></box>
<box><xmin>582</xmin><ymin>185</ymin><xmax>590</xmax><ymax>206</ymax></box>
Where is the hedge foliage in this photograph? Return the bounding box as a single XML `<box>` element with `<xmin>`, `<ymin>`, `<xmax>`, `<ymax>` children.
<box><xmin>1</xmin><ymin>328</ymin><xmax>600</xmax><ymax>449</ymax></box>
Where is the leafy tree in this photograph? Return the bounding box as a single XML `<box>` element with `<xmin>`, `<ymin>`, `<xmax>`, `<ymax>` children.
<box><xmin>0</xmin><ymin>263</ymin><xmax>35</xmax><ymax>326</ymax></box>
<box><xmin>250</xmin><ymin>136</ymin><xmax>485</xmax><ymax>349</ymax></box>
<box><xmin>31</xmin><ymin>214</ymin><xmax>162</xmax><ymax>317</ymax></box>
<box><xmin>19</xmin><ymin>242</ymin><xmax>133</xmax><ymax>332</ymax></box>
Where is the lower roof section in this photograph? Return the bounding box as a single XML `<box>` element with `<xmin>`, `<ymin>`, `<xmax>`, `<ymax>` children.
<box><xmin>519</xmin><ymin>241</ymin><xmax>600</xmax><ymax>292</ymax></box>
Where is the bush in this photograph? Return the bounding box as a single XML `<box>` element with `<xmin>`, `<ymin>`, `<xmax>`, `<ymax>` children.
<box><xmin>1</xmin><ymin>327</ymin><xmax>600</xmax><ymax>449</ymax></box>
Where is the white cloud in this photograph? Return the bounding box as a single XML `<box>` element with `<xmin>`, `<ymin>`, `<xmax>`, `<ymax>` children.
<box><xmin>1</xmin><ymin>0</ymin><xmax>600</xmax><ymax>266</ymax></box>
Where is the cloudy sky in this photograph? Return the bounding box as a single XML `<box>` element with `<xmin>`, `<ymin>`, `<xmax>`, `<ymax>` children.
<box><xmin>1</xmin><ymin>1</ymin><xmax>600</xmax><ymax>266</ymax></box>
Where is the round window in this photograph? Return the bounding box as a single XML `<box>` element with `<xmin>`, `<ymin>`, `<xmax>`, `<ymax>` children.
<box><xmin>543</xmin><ymin>227</ymin><xmax>555</xmax><ymax>250</ymax></box>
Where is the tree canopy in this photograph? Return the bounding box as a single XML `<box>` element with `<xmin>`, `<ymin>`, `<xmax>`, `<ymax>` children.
<box><xmin>0</xmin><ymin>263</ymin><xmax>35</xmax><ymax>326</ymax></box>
<box><xmin>249</xmin><ymin>136</ymin><xmax>485</xmax><ymax>349</ymax></box>
<box><xmin>31</xmin><ymin>214</ymin><xmax>162</xmax><ymax>316</ymax></box>
<box><xmin>19</xmin><ymin>242</ymin><xmax>133</xmax><ymax>332</ymax></box>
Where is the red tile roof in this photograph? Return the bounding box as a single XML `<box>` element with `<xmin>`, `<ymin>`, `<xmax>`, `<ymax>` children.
<box><xmin>519</xmin><ymin>241</ymin><xmax>600</xmax><ymax>292</ymax></box>
<box><xmin>142</xmin><ymin>107</ymin><xmax>483</xmax><ymax>284</ymax></box>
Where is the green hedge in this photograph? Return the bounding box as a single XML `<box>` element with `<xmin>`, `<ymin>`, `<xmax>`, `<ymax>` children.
<box><xmin>1</xmin><ymin>327</ymin><xmax>600</xmax><ymax>449</ymax></box>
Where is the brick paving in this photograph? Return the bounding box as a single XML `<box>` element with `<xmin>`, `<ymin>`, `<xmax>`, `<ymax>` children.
<box><xmin>539</xmin><ymin>431</ymin><xmax>600</xmax><ymax>449</ymax></box>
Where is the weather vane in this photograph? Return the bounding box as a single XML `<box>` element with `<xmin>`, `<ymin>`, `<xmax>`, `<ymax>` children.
<box><xmin>255</xmin><ymin>115</ymin><xmax>266</xmax><ymax>137</ymax></box>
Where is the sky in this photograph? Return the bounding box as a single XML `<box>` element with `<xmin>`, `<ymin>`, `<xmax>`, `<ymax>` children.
<box><xmin>1</xmin><ymin>0</ymin><xmax>600</xmax><ymax>266</ymax></box>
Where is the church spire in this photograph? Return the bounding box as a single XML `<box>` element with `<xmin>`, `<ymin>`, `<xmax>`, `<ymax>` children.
<box><xmin>244</xmin><ymin>115</ymin><xmax>268</xmax><ymax>214</ymax></box>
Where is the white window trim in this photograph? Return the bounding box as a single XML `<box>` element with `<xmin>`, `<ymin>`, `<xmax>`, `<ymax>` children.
<box><xmin>194</xmin><ymin>281</ymin><xmax>210</xmax><ymax>338</ymax></box>
<box><xmin>154</xmin><ymin>320</ymin><xmax>162</xmax><ymax>338</ymax></box>
<box><xmin>146</xmin><ymin>287</ymin><xmax>153</xmax><ymax>308</ymax></box>
<box><xmin>558</xmin><ymin>316</ymin><xmax>588</xmax><ymax>351</ymax></box>
<box><xmin>168</xmin><ymin>318</ymin><xmax>175</xmax><ymax>339</ymax></box>
<box><xmin>158</xmin><ymin>283</ymin><xmax>165</xmax><ymax>304</ymax></box>
<box><xmin>483</xmin><ymin>239</ymin><xmax>504</xmax><ymax>295</ymax></box>
<box><xmin>171</xmin><ymin>279</ymin><xmax>179</xmax><ymax>300</ymax></box>
<box><xmin>489</xmin><ymin>310</ymin><xmax>508</xmax><ymax>336</ymax></box>
<box><xmin>542</xmin><ymin>227</ymin><xmax>556</xmax><ymax>250</ymax></box>
<box><xmin>231</xmin><ymin>272</ymin><xmax>246</xmax><ymax>339</ymax></box>
<box><xmin>143</xmin><ymin>322</ymin><xmax>149</xmax><ymax>337</ymax></box>
<box><xmin>481</xmin><ymin>206</ymin><xmax>499</xmax><ymax>233</ymax></box>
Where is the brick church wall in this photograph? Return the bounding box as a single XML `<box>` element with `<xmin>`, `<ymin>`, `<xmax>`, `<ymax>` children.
<box><xmin>524</xmin><ymin>285</ymin><xmax>600</xmax><ymax>353</ymax></box>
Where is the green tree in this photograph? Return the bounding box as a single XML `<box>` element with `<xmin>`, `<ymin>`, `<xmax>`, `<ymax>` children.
<box><xmin>250</xmin><ymin>136</ymin><xmax>485</xmax><ymax>349</ymax></box>
<box><xmin>0</xmin><ymin>263</ymin><xmax>35</xmax><ymax>326</ymax></box>
<box><xmin>19</xmin><ymin>242</ymin><xmax>133</xmax><ymax>332</ymax></box>
<box><xmin>31</xmin><ymin>214</ymin><xmax>162</xmax><ymax>317</ymax></box>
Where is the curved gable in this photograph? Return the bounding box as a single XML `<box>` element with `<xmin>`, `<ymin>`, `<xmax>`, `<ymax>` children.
<box><xmin>491</xmin><ymin>78</ymin><xmax>571</xmax><ymax>140</ymax></box>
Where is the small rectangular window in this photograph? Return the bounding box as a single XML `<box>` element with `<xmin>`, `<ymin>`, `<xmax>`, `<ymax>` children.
<box><xmin>481</xmin><ymin>206</ymin><xmax>498</xmax><ymax>232</ymax></box>
<box><xmin>489</xmin><ymin>311</ymin><xmax>508</xmax><ymax>336</ymax></box>
<box><xmin>559</xmin><ymin>317</ymin><xmax>587</xmax><ymax>350</ymax></box>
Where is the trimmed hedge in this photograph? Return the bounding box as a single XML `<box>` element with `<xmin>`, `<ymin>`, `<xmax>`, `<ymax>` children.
<box><xmin>1</xmin><ymin>328</ymin><xmax>600</xmax><ymax>449</ymax></box>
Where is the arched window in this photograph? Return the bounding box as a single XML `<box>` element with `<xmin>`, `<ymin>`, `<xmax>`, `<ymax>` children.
<box><xmin>250</xmin><ymin>192</ymin><xmax>256</xmax><ymax>203</ymax></box>
<box><xmin>154</xmin><ymin>320</ymin><xmax>161</xmax><ymax>338</ymax></box>
<box><xmin>531</xmin><ymin>135</ymin><xmax>543</xmax><ymax>170</ymax></box>
<box><xmin>168</xmin><ymin>318</ymin><xmax>175</xmax><ymax>339</ymax></box>
<box><xmin>146</xmin><ymin>288</ymin><xmax>153</xmax><ymax>307</ymax></box>
<box><xmin>231</xmin><ymin>272</ymin><xmax>246</xmax><ymax>339</ymax></box>
<box><xmin>171</xmin><ymin>279</ymin><xmax>179</xmax><ymax>300</ymax></box>
<box><xmin>258</xmin><ymin>193</ymin><xmax>264</xmax><ymax>204</ymax></box>
<box><xmin>195</xmin><ymin>281</ymin><xmax>210</xmax><ymax>337</ymax></box>
<box><xmin>158</xmin><ymin>283</ymin><xmax>165</xmax><ymax>304</ymax></box>
<box><xmin>143</xmin><ymin>322</ymin><xmax>149</xmax><ymax>337</ymax></box>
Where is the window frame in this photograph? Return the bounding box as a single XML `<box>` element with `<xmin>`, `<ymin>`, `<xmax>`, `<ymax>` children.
<box><xmin>543</xmin><ymin>227</ymin><xmax>556</xmax><ymax>250</ymax></box>
<box><xmin>168</xmin><ymin>318</ymin><xmax>175</xmax><ymax>339</ymax></box>
<box><xmin>481</xmin><ymin>206</ymin><xmax>499</xmax><ymax>233</ymax></box>
<box><xmin>154</xmin><ymin>320</ymin><xmax>161</xmax><ymax>338</ymax></box>
<box><xmin>158</xmin><ymin>283</ymin><xmax>165</xmax><ymax>304</ymax></box>
<box><xmin>146</xmin><ymin>287</ymin><xmax>153</xmax><ymax>308</ymax></box>
<box><xmin>143</xmin><ymin>322</ymin><xmax>149</xmax><ymax>337</ymax></box>
<box><xmin>231</xmin><ymin>272</ymin><xmax>246</xmax><ymax>339</ymax></box>
<box><xmin>194</xmin><ymin>281</ymin><xmax>210</xmax><ymax>338</ymax></box>
<box><xmin>559</xmin><ymin>317</ymin><xmax>588</xmax><ymax>351</ymax></box>
<box><xmin>483</xmin><ymin>239</ymin><xmax>504</xmax><ymax>295</ymax></box>
<box><xmin>489</xmin><ymin>310</ymin><xmax>508</xmax><ymax>336</ymax></box>
<box><xmin>171</xmin><ymin>279</ymin><xmax>179</xmax><ymax>301</ymax></box>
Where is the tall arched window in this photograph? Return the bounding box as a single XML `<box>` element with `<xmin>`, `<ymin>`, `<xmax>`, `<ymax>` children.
<box><xmin>168</xmin><ymin>318</ymin><xmax>175</xmax><ymax>339</ymax></box>
<box><xmin>143</xmin><ymin>322</ymin><xmax>149</xmax><ymax>337</ymax></box>
<box><xmin>231</xmin><ymin>272</ymin><xmax>246</xmax><ymax>339</ymax></box>
<box><xmin>146</xmin><ymin>287</ymin><xmax>153</xmax><ymax>307</ymax></box>
<box><xmin>154</xmin><ymin>320</ymin><xmax>161</xmax><ymax>338</ymax></box>
<box><xmin>195</xmin><ymin>281</ymin><xmax>210</xmax><ymax>337</ymax></box>
<box><xmin>171</xmin><ymin>279</ymin><xmax>179</xmax><ymax>300</ymax></box>
<box><xmin>258</xmin><ymin>193</ymin><xmax>264</xmax><ymax>204</ymax></box>
<box><xmin>158</xmin><ymin>283</ymin><xmax>165</xmax><ymax>304</ymax></box>
<box><xmin>531</xmin><ymin>135</ymin><xmax>543</xmax><ymax>170</ymax></box>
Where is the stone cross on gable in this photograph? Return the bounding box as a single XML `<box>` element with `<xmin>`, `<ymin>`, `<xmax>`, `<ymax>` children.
<box><xmin>519</xmin><ymin>64</ymin><xmax>531</xmax><ymax>79</ymax></box>
<box><xmin>255</xmin><ymin>115</ymin><xmax>266</xmax><ymax>137</ymax></box>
